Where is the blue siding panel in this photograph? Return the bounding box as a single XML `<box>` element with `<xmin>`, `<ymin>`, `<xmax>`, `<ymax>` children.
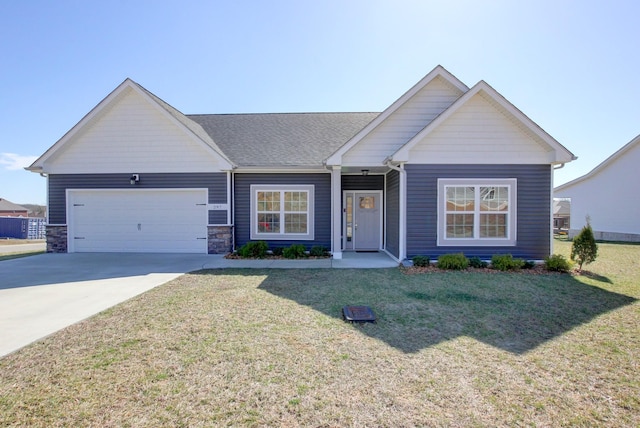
<box><xmin>385</xmin><ymin>170</ymin><xmax>400</xmax><ymax>258</ymax></box>
<box><xmin>48</xmin><ymin>173</ymin><xmax>228</xmax><ymax>224</ymax></box>
<box><xmin>234</xmin><ymin>173</ymin><xmax>331</xmax><ymax>250</ymax></box>
<box><xmin>405</xmin><ymin>164</ymin><xmax>551</xmax><ymax>260</ymax></box>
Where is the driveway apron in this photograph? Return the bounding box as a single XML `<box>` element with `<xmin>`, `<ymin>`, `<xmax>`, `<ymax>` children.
<box><xmin>0</xmin><ymin>253</ymin><xmax>213</xmax><ymax>357</ymax></box>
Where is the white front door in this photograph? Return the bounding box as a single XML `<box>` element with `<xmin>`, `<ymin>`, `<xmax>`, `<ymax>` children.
<box><xmin>344</xmin><ymin>191</ymin><xmax>382</xmax><ymax>251</ymax></box>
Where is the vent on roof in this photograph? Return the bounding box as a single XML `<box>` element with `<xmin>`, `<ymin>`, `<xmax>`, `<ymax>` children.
<box><xmin>342</xmin><ymin>305</ymin><xmax>377</xmax><ymax>323</ymax></box>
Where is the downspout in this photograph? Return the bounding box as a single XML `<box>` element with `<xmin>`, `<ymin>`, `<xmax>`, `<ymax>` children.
<box><xmin>385</xmin><ymin>161</ymin><xmax>406</xmax><ymax>261</ymax></box>
<box><xmin>229</xmin><ymin>170</ymin><xmax>236</xmax><ymax>252</ymax></box>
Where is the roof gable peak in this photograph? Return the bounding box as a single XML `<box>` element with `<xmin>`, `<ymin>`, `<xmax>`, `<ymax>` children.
<box><xmin>390</xmin><ymin>79</ymin><xmax>576</xmax><ymax>164</ymax></box>
<box><xmin>325</xmin><ymin>65</ymin><xmax>468</xmax><ymax>165</ymax></box>
<box><xmin>27</xmin><ymin>78</ymin><xmax>233</xmax><ymax>172</ymax></box>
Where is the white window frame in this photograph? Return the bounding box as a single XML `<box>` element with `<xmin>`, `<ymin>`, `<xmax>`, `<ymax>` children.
<box><xmin>250</xmin><ymin>184</ymin><xmax>315</xmax><ymax>240</ymax></box>
<box><xmin>437</xmin><ymin>178</ymin><xmax>517</xmax><ymax>247</ymax></box>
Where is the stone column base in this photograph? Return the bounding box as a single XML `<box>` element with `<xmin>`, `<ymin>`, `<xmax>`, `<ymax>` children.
<box><xmin>46</xmin><ymin>225</ymin><xmax>68</xmax><ymax>253</ymax></box>
<box><xmin>208</xmin><ymin>226</ymin><xmax>233</xmax><ymax>254</ymax></box>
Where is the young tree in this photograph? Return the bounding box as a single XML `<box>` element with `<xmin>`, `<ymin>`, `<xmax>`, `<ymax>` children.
<box><xmin>571</xmin><ymin>222</ymin><xmax>598</xmax><ymax>271</ymax></box>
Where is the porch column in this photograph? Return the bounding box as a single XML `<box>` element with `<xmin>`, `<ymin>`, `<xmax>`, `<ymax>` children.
<box><xmin>398</xmin><ymin>162</ymin><xmax>407</xmax><ymax>261</ymax></box>
<box><xmin>331</xmin><ymin>165</ymin><xmax>342</xmax><ymax>259</ymax></box>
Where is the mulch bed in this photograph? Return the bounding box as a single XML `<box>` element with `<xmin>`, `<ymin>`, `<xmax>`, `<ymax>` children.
<box><xmin>401</xmin><ymin>264</ymin><xmax>570</xmax><ymax>275</ymax></box>
<box><xmin>224</xmin><ymin>253</ymin><xmax>330</xmax><ymax>260</ymax></box>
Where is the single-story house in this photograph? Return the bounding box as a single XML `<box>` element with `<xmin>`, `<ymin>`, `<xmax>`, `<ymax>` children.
<box><xmin>554</xmin><ymin>134</ymin><xmax>640</xmax><ymax>242</ymax></box>
<box><xmin>27</xmin><ymin>65</ymin><xmax>576</xmax><ymax>260</ymax></box>
<box><xmin>0</xmin><ymin>198</ymin><xmax>29</xmax><ymax>217</ymax></box>
<box><xmin>553</xmin><ymin>199</ymin><xmax>570</xmax><ymax>233</ymax></box>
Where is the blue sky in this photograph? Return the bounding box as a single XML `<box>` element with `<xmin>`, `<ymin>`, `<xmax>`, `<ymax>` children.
<box><xmin>1</xmin><ymin>0</ymin><xmax>638</xmax><ymax>205</ymax></box>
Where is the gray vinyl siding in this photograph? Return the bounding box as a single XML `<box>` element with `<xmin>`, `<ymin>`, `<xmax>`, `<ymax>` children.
<box><xmin>341</xmin><ymin>175</ymin><xmax>384</xmax><ymax>190</ymax></box>
<box><xmin>234</xmin><ymin>173</ymin><xmax>331</xmax><ymax>250</ymax></box>
<box><xmin>48</xmin><ymin>173</ymin><xmax>228</xmax><ymax>224</ymax></box>
<box><xmin>405</xmin><ymin>164</ymin><xmax>551</xmax><ymax>260</ymax></box>
<box><xmin>385</xmin><ymin>170</ymin><xmax>400</xmax><ymax>258</ymax></box>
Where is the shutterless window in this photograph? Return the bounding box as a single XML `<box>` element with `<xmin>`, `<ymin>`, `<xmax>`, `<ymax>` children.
<box><xmin>251</xmin><ymin>185</ymin><xmax>314</xmax><ymax>240</ymax></box>
<box><xmin>438</xmin><ymin>179</ymin><xmax>516</xmax><ymax>246</ymax></box>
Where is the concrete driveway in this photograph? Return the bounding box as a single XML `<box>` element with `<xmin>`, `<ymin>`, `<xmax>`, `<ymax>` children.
<box><xmin>0</xmin><ymin>253</ymin><xmax>218</xmax><ymax>357</ymax></box>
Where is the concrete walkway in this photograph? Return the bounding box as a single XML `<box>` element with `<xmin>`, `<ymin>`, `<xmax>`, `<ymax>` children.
<box><xmin>203</xmin><ymin>251</ymin><xmax>399</xmax><ymax>269</ymax></box>
<box><xmin>0</xmin><ymin>251</ymin><xmax>398</xmax><ymax>357</ymax></box>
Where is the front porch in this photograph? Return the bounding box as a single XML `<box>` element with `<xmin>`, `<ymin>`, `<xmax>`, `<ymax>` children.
<box><xmin>330</xmin><ymin>165</ymin><xmax>405</xmax><ymax>262</ymax></box>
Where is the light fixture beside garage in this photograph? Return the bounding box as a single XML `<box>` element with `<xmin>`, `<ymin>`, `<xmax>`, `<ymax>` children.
<box><xmin>130</xmin><ymin>174</ymin><xmax>140</xmax><ymax>185</ymax></box>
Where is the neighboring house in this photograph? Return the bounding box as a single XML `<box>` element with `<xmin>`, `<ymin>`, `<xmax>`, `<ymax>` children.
<box><xmin>553</xmin><ymin>199</ymin><xmax>570</xmax><ymax>233</ymax></box>
<box><xmin>554</xmin><ymin>134</ymin><xmax>640</xmax><ymax>242</ymax></box>
<box><xmin>27</xmin><ymin>66</ymin><xmax>575</xmax><ymax>259</ymax></box>
<box><xmin>0</xmin><ymin>198</ymin><xmax>29</xmax><ymax>217</ymax></box>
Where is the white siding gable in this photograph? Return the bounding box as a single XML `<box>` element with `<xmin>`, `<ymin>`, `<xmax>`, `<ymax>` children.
<box><xmin>405</xmin><ymin>91</ymin><xmax>553</xmax><ymax>164</ymax></box>
<box><xmin>555</xmin><ymin>136</ymin><xmax>640</xmax><ymax>235</ymax></box>
<box><xmin>341</xmin><ymin>76</ymin><xmax>463</xmax><ymax>166</ymax></box>
<box><xmin>43</xmin><ymin>86</ymin><xmax>228</xmax><ymax>174</ymax></box>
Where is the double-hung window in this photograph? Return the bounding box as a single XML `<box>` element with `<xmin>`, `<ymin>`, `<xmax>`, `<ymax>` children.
<box><xmin>437</xmin><ymin>178</ymin><xmax>516</xmax><ymax>246</ymax></box>
<box><xmin>250</xmin><ymin>185</ymin><xmax>314</xmax><ymax>240</ymax></box>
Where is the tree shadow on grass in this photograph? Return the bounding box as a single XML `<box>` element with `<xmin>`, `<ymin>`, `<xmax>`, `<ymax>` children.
<box><xmin>201</xmin><ymin>268</ymin><xmax>636</xmax><ymax>355</ymax></box>
<box><xmin>577</xmin><ymin>270</ymin><xmax>613</xmax><ymax>284</ymax></box>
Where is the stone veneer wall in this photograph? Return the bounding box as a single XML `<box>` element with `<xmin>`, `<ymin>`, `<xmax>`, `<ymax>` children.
<box><xmin>208</xmin><ymin>226</ymin><xmax>233</xmax><ymax>254</ymax></box>
<box><xmin>46</xmin><ymin>225</ymin><xmax>68</xmax><ymax>253</ymax></box>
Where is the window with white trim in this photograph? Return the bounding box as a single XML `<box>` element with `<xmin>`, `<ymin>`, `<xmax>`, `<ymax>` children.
<box><xmin>250</xmin><ymin>185</ymin><xmax>314</xmax><ymax>240</ymax></box>
<box><xmin>437</xmin><ymin>178</ymin><xmax>516</xmax><ymax>246</ymax></box>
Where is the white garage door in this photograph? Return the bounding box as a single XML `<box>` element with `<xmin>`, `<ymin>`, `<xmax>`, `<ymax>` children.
<box><xmin>68</xmin><ymin>189</ymin><xmax>208</xmax><ymax>253</ymax></box>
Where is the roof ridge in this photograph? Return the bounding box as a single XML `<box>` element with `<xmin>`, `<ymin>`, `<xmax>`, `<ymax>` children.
<box><xmin>186</xmin><ymin>112</ymin><xmax>380</xmax><ymax>117</ymax></box>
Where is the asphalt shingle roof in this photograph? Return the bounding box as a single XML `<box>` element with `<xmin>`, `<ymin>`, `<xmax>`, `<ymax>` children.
<box><xmin>0</xmin><ymin>198</ymin><xmax>27</xmax><ymax>212</ymax></box>
<box><xmin>188</xmin><ymin>113</ymin><xmax>379</xmax><ymax>167</ymax></box>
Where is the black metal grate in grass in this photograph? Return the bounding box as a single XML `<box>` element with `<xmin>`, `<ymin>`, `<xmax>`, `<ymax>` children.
<box><xmin>342</xmin><ymin>305</ymin><xmax>376</xmax><ymax>323</ymax></box>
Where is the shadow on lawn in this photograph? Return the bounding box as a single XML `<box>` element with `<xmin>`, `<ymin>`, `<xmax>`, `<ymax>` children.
<box><xmin>205</xmin><ymin>269</ymin><xmax>636</xmax><ymax>355</ymax></box>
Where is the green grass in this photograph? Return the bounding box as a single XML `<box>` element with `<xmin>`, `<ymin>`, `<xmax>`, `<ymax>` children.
<box><xmin>0</xmin><ymin>240</ymin><xmax>638</xmax><ymax>426</ymax></box>
<box><xmin>0</xmin><ymin>251</ymin><xmax>45</xmax><ymax>261</ymax></box>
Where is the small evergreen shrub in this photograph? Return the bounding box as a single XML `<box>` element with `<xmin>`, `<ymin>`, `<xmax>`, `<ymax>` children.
<box><xmin>283</xmin><ymin>244</ymin><xmax>307</xmax><ymax>259</ymax></box>
<box><xmin>310</xmin><ymin>246</ymin><xmax>329</xmax><ymax>257</ymax></box>
<box><xmin>412</xmin><ymin>255</ymin><xmax>430</xmax><ymax>267</ymax></box>
<box><xmin>544</xmin><ymin>254</ymin><xmax>571</xmax><ymax>272</ymax></box>
<box><xmin>271</xmin><ymin>247</ymin><xmax>284</xmax><ymax>257</ymax></box>
<box><xmin>437</xmin><ymin>253</ymin><xmax>469</xmax><ymax>270</ymax></box>
<box><xmin>571</xmin><ymin>223</ymin><xmax>598</xmax><ymax>270</ymax></box>
<box><xmin>238</xmin><ymin>241</ymin><xmax>268</xmax><ymax>258</ymax></box>
<box><xmin>522</xmin><ymin>260</ymin><xmax>536</xmax><ymax>270</ymax></box>
<box><xmin>491</xmin><ymin>254</ymin><xmax>525</xmax><ymax>271</ymax></box>
<box><xmin>468</xmin><ymin>257</ymin><xmax>488</xmax><ymax>268</ymax></box>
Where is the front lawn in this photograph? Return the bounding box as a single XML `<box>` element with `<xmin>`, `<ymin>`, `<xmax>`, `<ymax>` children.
<box><xmin>0</xmin><ymin>240</ymin><xmax>638</xmax><ymax>426</ymax></box>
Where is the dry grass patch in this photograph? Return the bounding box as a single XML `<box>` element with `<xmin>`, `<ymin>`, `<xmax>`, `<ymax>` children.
<box><xmin>1</xmin><ymin>241</ymin><xmax>639</xmax><ymax>426</ymax></box>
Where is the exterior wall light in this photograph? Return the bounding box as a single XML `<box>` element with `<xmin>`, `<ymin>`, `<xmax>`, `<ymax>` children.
<box><xmin>130</xmin><ymin>174</ymin><xmax>140</xmax><ymax>185</ymax></box>
<box><xmin>361</xmin><ymin>169</ymin><xmax>369</xmax><ymax>176</ymax></box>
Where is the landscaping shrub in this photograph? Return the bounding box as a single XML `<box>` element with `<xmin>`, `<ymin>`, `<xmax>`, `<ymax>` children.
<box><xmin>411</xmin><ymin>255</ymin><xmax>430</xmax><ymax>267</ymax></box>
<box><xmin>522</xmin><ymin>260</ymin><xmax>536</xmax><ymax>269</ymax></box>
<box><xmin>283</xmin><ymin>244</ymin><xmax>307</xmax><ymax>259</ymax></box>
<box><xmin>571</xmin><ymin>223</ymin><xmax>598</xmax><ymax>270</ymax></box>
<box><xmin>544</xmin><ymin>254</ymin><xmax>571</xmax><ymax>272</ymax></box>
<box><xmin>468</xmin><ymin>257</ymin><xmax>488</xmax><ymax>268</ymax></box>
<box><xmin>437</xmin><ymin>253</ymin><xmax>469</xmax><ymax>270</ymax></box>
<box><xmin>309</xmin><ymin>246</ymin><xmax>329</xmax><ymax>257</ymax></box>
<box><xmin>238</xmin><ymin>241</ymin><xmax>268</xmax><ymax>258</ymax></box>
<box><xmin>491</xmin><ymin>254</ymin><xmax>525</xmax><ymax>271</ymax></box>
<box><xmin>271</xmin><ymin>247</ymin><xmax>284</xmax><ymax>257</ymax></box>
